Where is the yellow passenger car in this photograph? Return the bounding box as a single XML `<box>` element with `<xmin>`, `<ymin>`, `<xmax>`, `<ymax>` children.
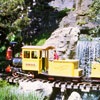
<box><xmin>90</xmin><ymin>61</ymin><xmax>100</xmax><ymax>78</ymax></box>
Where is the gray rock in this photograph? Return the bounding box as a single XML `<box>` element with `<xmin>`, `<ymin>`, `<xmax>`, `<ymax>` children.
<box><xmin>44</xmin><ymin>27</ymin><xmax>80</xmax><ymax>59</ymax></box>
<box><xmin>49</xmin><ymin>0</ymin><xmax>93</xmax><ymax>11</ymax></box>
<box><xmin>59</xmin><ymin>11</ymin><xmax>78</xmax><ymax>28</ymax></box>
<box><xmin>49</xmin><ymin>0</ymin><xmax>75</xmax><ymax>10</ymax></box>
<box><xmin>57</xmin><ymin>0</ymin><xmax>95</xmax><ymax>30</ymax></box>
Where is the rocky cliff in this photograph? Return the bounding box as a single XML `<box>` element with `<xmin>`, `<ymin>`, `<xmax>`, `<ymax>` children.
<box><xmin>44</xmin><ymin>0</ymin><xmax>97</xmax><ymax>59</ymax></box>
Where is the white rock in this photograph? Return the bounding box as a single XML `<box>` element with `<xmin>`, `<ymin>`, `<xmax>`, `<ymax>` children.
<box><xmin>19</xmin><ymin>80</ymin><xmax>53</xmax><ymax>97</ymax></box>
<box><xmin>68</xmin><ymin>91</ymin><xmax>82</xmax><ymax>100</ymax></box>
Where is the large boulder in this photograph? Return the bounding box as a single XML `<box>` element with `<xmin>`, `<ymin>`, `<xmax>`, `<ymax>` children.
<box><xmin>19</xmin><ymin>80</ymin><xmax>53</xmax><ymax>98</ymax></box>
<box><xmin>44</xmin><ymin>27</ymin><xmax>80</xmax><ymax>59</ymax></box>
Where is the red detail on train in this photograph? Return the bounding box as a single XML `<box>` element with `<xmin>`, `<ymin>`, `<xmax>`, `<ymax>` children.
<box><xmin>5</xmin><ymin>66</ymin><xmax>11</xmax><ymax>72</ymax></box>
<box><xmin>6</xmin><ymin>47</ymin><xmax>12</xmax><ymax>60</ymax></box>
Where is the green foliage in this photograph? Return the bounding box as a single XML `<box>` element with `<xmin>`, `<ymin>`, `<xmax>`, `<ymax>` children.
<box><xmin>89</xmin><ymin>26</ymin><xmax>100</xmax><ymax>36</ymax></box>
<box><xmin>0</xmin><ymin>46</ymin><xmax>6</xmax><ymax>53</ymax></box>
<box><xmin>58</xmin><ymin>8</ymin><xmax>70</xmax><ymax>18</ymax></box>
<box><xmin>71</xmin><ymin>8</ymin><xmax>75</xmax><ymax>11</ymax></box>
<box><xmin>88</xmin><ymin>0</ymin><xmax>100</xmax><ymax>22</ymax></box>
<box><xmin>36</xmin><ymin>39</ymin><xmax>46</xmax><ymax>46</ymax></box>
<box><xmin>77</xmin><ymin>21</ymin><xmax>87</xmax><ymax>26</ymax></box>
<box><xmin>0</xmin><ymin>80</ymin><xmax>9</xmax><ymax>87</ymax></box>
<box><xmin>0</xmin><ymin>0</ymin><xmax>30</xmax><ymax>52</ymax></box>
<box><xmin>31</xmin><ymin>32</ymin><xmax>51</xmax><ymax>46</ymax></box>
<box><xmin>0</xmin><ymin>85</ymin><xmax>48</xmax><ymax>100</ymax></box>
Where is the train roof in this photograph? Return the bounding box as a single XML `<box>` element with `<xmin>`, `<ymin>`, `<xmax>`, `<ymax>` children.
<box><xmin>22</xmin><ymin>45</ymin><xmax>55</xmax><ymax>50</ymax></box>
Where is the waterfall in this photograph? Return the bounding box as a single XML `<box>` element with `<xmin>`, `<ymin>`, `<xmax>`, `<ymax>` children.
<box><xmin>76</xmin><ymin>38</ymin><xmax>100</xmax><ymax>77</ymax></box>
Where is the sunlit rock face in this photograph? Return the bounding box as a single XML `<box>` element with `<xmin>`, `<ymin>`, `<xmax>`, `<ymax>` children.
<box><xmin>49</xmin><ymin>0</ymin><xmax>75</xmax><ymax>10</ymax></box>
<box><xmin>44</xmin><ymin>27</ymin><xmax>80</xmax><ymax>59</ymax></box>
<box><xmin>49</xmin><ymin>0</ymin><xmax>93</xmax><ymax>11</ymax></box>
<box><xmin>68</xmin><ymin>91</ymin><xmax>82</xmax><ymax>100</ymax></box>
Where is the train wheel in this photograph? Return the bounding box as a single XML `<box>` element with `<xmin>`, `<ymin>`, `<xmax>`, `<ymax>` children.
<box><xmin>27</xmin><ymin>72</ymin><xmax>34</xmax><ymax>78</ymax></box>
<box><xmin>12</xmin><ymin>72</ymin><xmax>18</xmax><ymax>77</ymax></box>
<box><xmin>12</xmin><ymin>69</ymin><xmax>19</xmax><ymax>77</ymax></box>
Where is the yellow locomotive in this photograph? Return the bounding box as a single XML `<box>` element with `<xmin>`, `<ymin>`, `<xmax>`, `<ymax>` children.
<box><xmin>21</xmin><ymin>45</ymin><xmax>83</xmax><ymax>81</ymax></box>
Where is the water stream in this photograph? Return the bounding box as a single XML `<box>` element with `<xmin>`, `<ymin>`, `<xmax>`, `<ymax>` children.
<box><xmin>76</xmin><ymin>38</ymin><xmax>100</xmax><ymax>77</ymax></box>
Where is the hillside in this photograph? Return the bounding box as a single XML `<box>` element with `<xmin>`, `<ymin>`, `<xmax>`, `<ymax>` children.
<box><xmin>0</xmin><ymin>0</ymin><xmax>100</xmax><ymax>57</ymax></box>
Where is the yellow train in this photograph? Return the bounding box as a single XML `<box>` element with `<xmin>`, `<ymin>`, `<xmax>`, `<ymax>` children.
<box><xmin>21</xmin><ymin>45</ymin><xmax>83</xmax><ymax>81</ymax></box>
<box><xmin>6</xmin><ymin>45</ymin><xmax>100</xmax><ymax>82</ymax></box>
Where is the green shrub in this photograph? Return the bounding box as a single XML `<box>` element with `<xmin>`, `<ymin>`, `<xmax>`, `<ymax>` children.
<box><xmin>0</xmin><ymin>85</ymin><xmax>48</xmax><ymax>100</ymax></box>
<box><xmin>32</xmin><ymin>32</ymin><xmax>51</xmax><ymax>46</ymax></box>
<box><xmin>0</xmin><ymin>80</ymin><xmax>9</xmax><ymax>87</ymax></box>
<box><xmin>71</xmin><ymin>8</ymin><xmax>75</xmax><ymax>11</ymax></box>
<box><xmin>58</xmin><ymin>8</ymin><xmax>70</xmax><ymax>18</ymax></box>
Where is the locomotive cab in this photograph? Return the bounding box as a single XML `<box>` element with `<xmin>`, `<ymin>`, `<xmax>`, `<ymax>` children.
<box><xmin>22</xmin><ymin>45</ymin><xmax>55</xmax><ymax>74</ymax></box>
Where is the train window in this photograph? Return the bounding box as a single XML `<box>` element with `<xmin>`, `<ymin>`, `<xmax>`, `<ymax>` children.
<box><xmin>24</xmin><ymin>51</ymin><xmax>30</xmax><ymax>58</ymax></box>
<box><xmin>40</xmin><ymin>51</ymin><xmax>42</xmax><ymax>59</ymax></box>
<box><xmin>31</xmin><ymin>51</ymin><xmax>37</xmax><ymax>59</ymax></box>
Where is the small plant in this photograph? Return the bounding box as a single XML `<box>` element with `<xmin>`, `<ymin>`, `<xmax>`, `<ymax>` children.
<box><xmin>77</xmin><ymin>21</ymin><xmax>87</xmax><ymax>26</ymax></box>
<box><xmin>71</xmin><ymin>8</ymin><xmax>75</xmax><ymax>11</ymax></box>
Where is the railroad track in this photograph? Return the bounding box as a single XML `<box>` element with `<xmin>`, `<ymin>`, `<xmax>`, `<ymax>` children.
<box><xmin>5</xmin><ymin>75</ymin><xmax>100</xmax><ymax>92</ymax></box>
<box><xmin>0</xmin><ymin>72</ymin><xmax>100</xmax><ymax>92</ymax></box>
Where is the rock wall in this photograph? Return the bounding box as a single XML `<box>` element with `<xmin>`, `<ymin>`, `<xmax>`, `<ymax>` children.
<box><xmin>44</xmin><ymin>0</ymin><xmax>96</xmax><ymax>59</ymax></box>
<box><xmin>49</xmin><ymin>0</ymin><xmax>96</xmax><ymax>30</ymax></box>
<box><xmin>44</xmin><ymin>27</ymin><xmax>80</xmax><ymax>59</ymax></box>
<box><xmin>58</xmin><ymin>0</ymin><xmax>95</xmax><ymax>29</ymax></box>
